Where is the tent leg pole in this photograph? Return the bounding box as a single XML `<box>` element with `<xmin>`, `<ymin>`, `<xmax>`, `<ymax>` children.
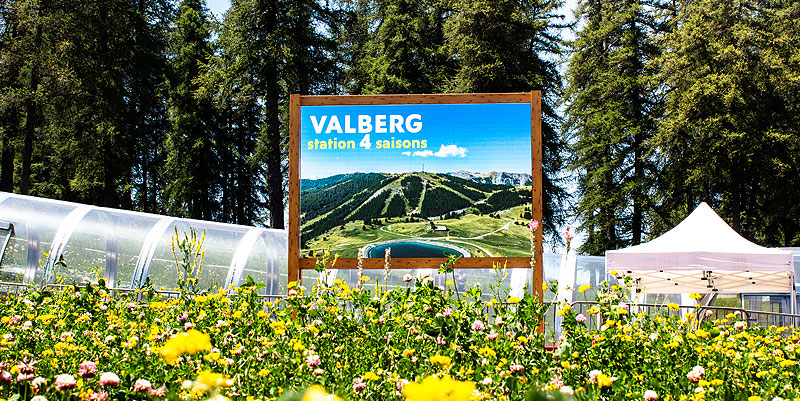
<box><xmin>791</xmin><ymin>274</ymin><xmax>796</xmax><ymax>316</ymax></box>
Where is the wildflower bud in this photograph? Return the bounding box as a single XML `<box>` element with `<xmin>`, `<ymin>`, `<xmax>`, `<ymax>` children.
<box><xmin>133</xmin><ymin>378</ymin><xmax>152</xmax><ymax>393</ymax></box>
<box><xmin>471</xmin><ymin>320</ymin><xmax>485</xmax><ymax>332</ymax></box>
<box><xmin>306</xmin><ymin>354</ymin><xmax>321</xmax><ymax>368</ymax></box>
<box><xmin>78</xmin><ymin>361</ymin><xmax>97</xmax><ymax>378</ymax></box>
<box><xmin>54</xmin><ymin>374</ymin><xmax>76</xmax><ymax>391</ymax></box>
<box><xmin>99</xmin><ymin>372</ymin><xmax>120</xmax><ymax>388</ymax></box>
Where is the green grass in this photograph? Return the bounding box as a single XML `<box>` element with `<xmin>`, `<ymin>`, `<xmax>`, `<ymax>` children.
<box><xmin>303</xmin><ymin>205</ymin><xmax>534</xmax><ymax>258</ymax></box>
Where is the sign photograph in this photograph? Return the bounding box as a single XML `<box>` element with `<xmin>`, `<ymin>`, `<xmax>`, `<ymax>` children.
<box><xmin>297</xmin><ymin>98</ymin><xmax>534</xmax><ymax>260</ymax></box>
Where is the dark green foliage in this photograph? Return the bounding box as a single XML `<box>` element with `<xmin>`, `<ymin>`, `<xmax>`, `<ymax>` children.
<box><xmin>439</xmin><ymin>176</ymin><xmax>486</xmax><ymax>201</ymax></box>
<box><xmin>565</xmin><ymin>0</ymin><xmax>660</xmax><ymax>254</ymax></box>
<box><xmin>164</xmin><ymin>0</ymin><xmax>218</xmax><ymax>220</ymax></box>
<box><xmin>0</xmin><ymin>0</ymin><xmax>174</xmax><ymax>208</ymax></box>
<box><xmin>400</xmin><ymin>175</ymin><xmax>424</xmax><ymax>209</ymax></box>
<box><xmin>350</xmin><ymin>190</ymin><xmax>392</xmax><ymax>220</ymax></box>
<box><xmin>445</xmin><ymin>175</ymin><xmax>506</xmax><ymax>193</ymax></box>
<box><xmin>300</xmin><ymin>175</ymin><xmax>391</xmax><ymax>243</ymax></box>
<box><xmin>420</xmin><ymin>187</ymin><xmax>471</xmax><ymax>218</ymax></box>
<box><xmin>339</xmin><ymin>0</ymin><xmax>452</xmax><ymax>94</ymax></box>
<box><xmin>301</xmin><ymin>173</ymin><xmax>388</xmax><ymax>220</ymax></box>
<box><xmin>301</xmin><ymin>174</ymin><xmax>357</xmax><ymax>193</ymax></box>
<box><xmin>653</xmin><ymin>0</ymin><xmax>800</xmax><ymax>246</ymax></box>
<box><xmin>486</xmin><ymin>188</ymin><xmax>529</xmax><ymax>210</ymax></box>
<box><xmin>383</xmin><ymin>193</ymin><xmax>407</xmax><ymax>217</ymax></box>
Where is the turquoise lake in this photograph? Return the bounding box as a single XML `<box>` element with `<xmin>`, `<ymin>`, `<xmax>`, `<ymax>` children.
<box><xmin>366</xmin><ymin>241</ymin><xmax>466</xmax><ymax>258</ymax></box>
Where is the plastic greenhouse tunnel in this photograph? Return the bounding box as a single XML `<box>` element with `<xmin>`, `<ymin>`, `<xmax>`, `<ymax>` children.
<box><xmin>0</xmin><ymin>192</ymin><xmax>288</xmax><ymax>295</ymax></box>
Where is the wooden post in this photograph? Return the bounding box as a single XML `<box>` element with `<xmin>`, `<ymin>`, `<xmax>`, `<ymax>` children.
<box><xmin>531</xmin><ymin>91</ymin><xmax>544</xmax><ymax>331</ymax></box>
<box><xmin>288</xmin><ymin>94</ymin><xmax>301</xmax><ymax>286</ymax></box>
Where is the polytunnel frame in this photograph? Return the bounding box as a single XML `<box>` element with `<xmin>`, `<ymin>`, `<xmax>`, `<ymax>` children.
<box><xmin>0</xmin><ymin>192</ymin><xmax>287</xmax><ymax>291</ymax></box>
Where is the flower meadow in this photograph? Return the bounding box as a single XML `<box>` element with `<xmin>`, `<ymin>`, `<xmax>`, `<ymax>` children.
<box><xmin>1</xmin><ymin>268</ymin><xmax>799</xmax><ymax>401</ymax></box>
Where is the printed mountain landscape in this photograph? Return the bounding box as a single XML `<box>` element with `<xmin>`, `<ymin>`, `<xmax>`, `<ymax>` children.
<box><xmin>300</xmin><ymin>172</ymin><xmax>534</xmax><ymax>258</ymax></box>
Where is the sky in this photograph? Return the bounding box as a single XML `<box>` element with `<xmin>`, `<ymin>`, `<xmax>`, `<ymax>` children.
<box><xmin>300</xmin><ymin>103</ymin><xmax>532</xmax><ymax>179</ymax></box>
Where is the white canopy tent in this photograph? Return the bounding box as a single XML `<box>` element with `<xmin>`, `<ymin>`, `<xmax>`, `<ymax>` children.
<box><xmin>606</xmin><ymin>202</ymin><xmax>796</xmax><ymax>313</ymax></box>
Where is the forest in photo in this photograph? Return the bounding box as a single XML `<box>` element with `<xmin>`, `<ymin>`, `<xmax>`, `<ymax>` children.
<box><xmin>0</xmin><ymin>0</ymin><xmax>798</xmax><ymax>253</ymax></box>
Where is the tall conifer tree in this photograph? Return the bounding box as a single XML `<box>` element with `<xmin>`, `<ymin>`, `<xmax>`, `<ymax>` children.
<box><xmin>564</xmin><ymin>0</ymin><xmax>660</xmax><ymax>254</ymax></box>
<box><xmin>165</xmin><ymin>0</ymin><xmax>218</xmax><ymax>220</ymax></box>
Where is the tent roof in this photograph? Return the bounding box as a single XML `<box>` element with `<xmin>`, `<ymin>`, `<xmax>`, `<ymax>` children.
<box><xmin>606</xmin><ymin>202</ymin><xmax>794</xmax><ymax>293</ymax></box>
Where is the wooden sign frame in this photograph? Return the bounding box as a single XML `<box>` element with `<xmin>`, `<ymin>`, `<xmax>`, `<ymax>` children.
<box><xmin>288</xmin><ymin>92</ymin><xmax>543</xmax><ymax>299</ymax></box>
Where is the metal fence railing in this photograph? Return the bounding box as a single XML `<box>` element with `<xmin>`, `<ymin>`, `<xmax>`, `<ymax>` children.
<box><xmin>0</xmin><ymin>281</ymin><xmax>286</xmax><ymax>301</ymax></box>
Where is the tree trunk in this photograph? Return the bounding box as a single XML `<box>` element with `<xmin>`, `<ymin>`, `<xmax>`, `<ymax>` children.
<box><xmin>0</xmin><ymin>131</ymin><xmax>14</xmax><ymax>192</ymax></box>
<box><xmin>265</xmin><ymin>8</ymin><xmax>284</xmax><ymax>229</ymax></box>
<box><xmin>21</xmin><ymin>16</ymin><xmax>43</xmax><ymax>195</ymax></box>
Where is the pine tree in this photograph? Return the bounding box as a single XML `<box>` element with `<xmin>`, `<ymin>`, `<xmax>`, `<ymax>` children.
<box><xmin>347</xmin><ymin>0</ymin><xmax>451</xmax><ymax>94</ymax></box>
<box><xmin>127</xmin><ymin>0</ymin><xmax>173</xmax><ymax>214</ymax></box>
<box><xmin>564</xmin><ymin>0</ymin><xmax>660</xmax><ymax>254</ymax></box>
<box><xmin>164</xmin><ymin>0</ymin><xmax>218</xmax><ymax>220</ymax></box>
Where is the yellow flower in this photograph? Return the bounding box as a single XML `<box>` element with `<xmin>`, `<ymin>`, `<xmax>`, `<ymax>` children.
<box><xmin>578</xmin><ymin>284</ymin><xmax>591</xmax><ymax>293</ymax></box>
<box><xmin>667</xmin><ymin>303</ymin><xmax>680</xmax><ymax>311</ymax></box>
<box><xmin>445</xmin><ymin>280</ymin><xmax>454</xmax><ymax>286</ymax></box>
<box><xmin>197</xmin><ymin>371</ymin><xmax>224</xmax><ymax>388</ymax></box>
<box><xmin>597</xmin><ymin>374</ymin><xmax>613</xmax><ymax>387</ymax></box>
<box><xmin>160</xmin><ymin>330</ymin><xmax>212</xmax><ymax>364</ymax></box>
<box><xmin>363</xmin><ymin>372</ymin><xmax>380</xmax><ymax>381</ymax></box>
<box><xmin>507</xmin><ymin>296</ymin><xmax>520</xmax><ymax>303</ymax></box>
<box><xmin>149</xmin><ymin>301</ymin><xmax>168</xmax><ymax>311</ymax></box>
<box><xmin>542</xmin><ymin>282</ymin><xmax>548</xmax><ymax>291</ymax></box>
<box><xmin>302</xmin><ymin>385</ymin><xmax>342</xmax><ymax>401</ymax></box>
<box><xmin>690</xmin><ymin>293</ymin><xmax>702</xmax><ymax>300</ymax></box>
<box><xmin>402</xmin><ymin>376</ymin><xmax>475</xmax><ymax>401</ymax></box>
<box><xmin>747</xmin><ymin>397</ymin><xmax>761</xmax><ymax>401</ymax></box>
<box><xmin>403</xmin><ymin>349</ymin><xmax>415</xmax><ymax>357</ymax></box>
<box><xmin>430</xmin><ymin>354</ymin><xmax>452</xmax><ymax>367</ymax></box>
<box><xmin>478</xmin><ymin>346</ymin><xmax>496</xmax><ymax>358</ymax></box>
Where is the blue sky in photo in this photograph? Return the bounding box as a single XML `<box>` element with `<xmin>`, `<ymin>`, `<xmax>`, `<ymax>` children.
<box><xmin>300</xmin><ymin>103</ymin><xmax>532</xmax><ymax>179</ymax></box>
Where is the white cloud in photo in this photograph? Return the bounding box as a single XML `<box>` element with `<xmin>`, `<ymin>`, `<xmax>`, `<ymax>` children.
<box><xmin>434</xmin><ymin>144</ymin><xmax>467</xmax><ymax>158</ymax></box>
<box><xmin>403</xmin><ymin>145</ymin><xmax>467</xmax><ymax>158</ymax></box>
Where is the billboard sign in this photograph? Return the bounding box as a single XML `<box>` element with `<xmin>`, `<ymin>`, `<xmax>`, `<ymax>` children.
<box><xmin>288</xmin><ymin>93</ymin><xmax>543</xmax><ymax>288</ymax></box>
<box><xmin>299</xmin><ymin>100</ymin><xmax>533</xmax><ymax>260</ymax></box>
